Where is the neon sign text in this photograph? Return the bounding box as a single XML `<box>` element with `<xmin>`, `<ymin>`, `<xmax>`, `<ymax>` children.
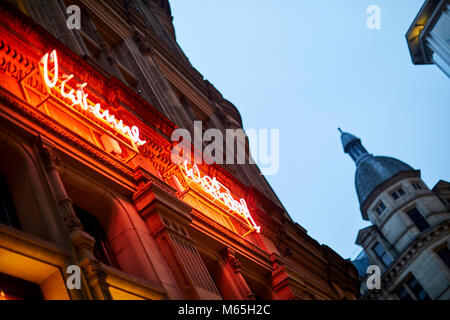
<box><xmin>181</xmin><ymin>160</ymin><xmax>260</xmax><ymax>233</ymax></box>
<box><xmin>40</xmin><ymin>50</ymin><xmax>146</xmax><ymax>146</ymax></box>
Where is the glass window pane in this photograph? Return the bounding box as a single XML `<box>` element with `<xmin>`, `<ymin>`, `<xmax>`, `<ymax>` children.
<box><xmin>373</xmin><ymin>243</ymin><xmax>384</xmax><ymax>257</ymax></box>
<box><xmin>437</xmin><ymin>247</ymin><xmax>450</xmax><ymax>268</ymax></box>
<box><xmin>397</xmin><ymin>287</ymin><xmax>412</xmax><ymax>300</ymax></box>
<box><xmin>407</xmin><ymin>276</ymin><xmax>430</xmax><ymax>300</ymax></box>
<box><xmin>381</xmin><ymin>253</ymin><xmax>393</xmax><ymax>266</ymax></box>
<box><xmin>406</xmin><ymin>208</ymin><xmax>430</xmax><ymax>232</ymax></box>
<box><xmin>0</xmin><ymin>175</ymin><xmax>21</xmax><ymax>229</ymax></box>
<box><xmin>74</xmin><ymin>206</ymin><xmax>120</xmax><ymax>269</ymax></box>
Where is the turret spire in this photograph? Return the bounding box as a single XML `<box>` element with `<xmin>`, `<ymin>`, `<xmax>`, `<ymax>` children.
<box><xmin>339</xmin><ymin>129</ymin><xmax>371</xmax><ymax>165</ymax></box>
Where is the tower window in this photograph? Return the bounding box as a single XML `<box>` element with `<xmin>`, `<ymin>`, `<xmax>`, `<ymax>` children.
<box><xmin>73</xmin><ymin>206</ymin><xmax>120</xmax><ymax>269</ymax></box>
<box><xmin>412</xmin><ymin>182</ymin><xmax>423</xmax><ymax>190</ymax></box>
<box><xmin>396</xmin><ymin>286</ymin><xmax>413</xmax><ymax>300</ymax></box>
<box><xmin>372</xmin><ymin>242</ymin><xmax>393</xmax><ymax>267</ymax></box>
<box><xmin>436</xmin><ymin>246</ymin><xmax>450</xmax><ymax>268</ymax></box>
<box><xmin>406</xmin><ymin>207</ymin><xmax>430</xmax><ymax>232</ymax></box>
<box><xmin>396</xmin><ymin>275</ymin><xmax>429</xmax><ymax>300</ymax></box>
<box><xmin>391</xmin><ymin>187</ymin><xmax>405</xmax><ymax>200</ymax></box>
<box><xmin>374</xmin><ymin>201</ymin><xmax>387</xmax><ymax>215</ymax></box>
<box><xmin>0</xmin><ymin>175</ymin><xmax>21</xmax><ymax>229</ymax></box>
<box><xmin>407</xmin><ymin>276</ymin><xmax>430</xmax><ymax>300</ymax></box>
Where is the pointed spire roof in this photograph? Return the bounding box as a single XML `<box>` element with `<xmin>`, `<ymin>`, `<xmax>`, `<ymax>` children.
<box><xmin>339</xmin><ymin>128</ymin><xmax>361</xmax><ymax>153</ymax></box>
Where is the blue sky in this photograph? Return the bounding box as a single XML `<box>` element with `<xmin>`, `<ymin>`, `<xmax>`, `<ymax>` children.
<box><xmin>170</xmin><ymin>0</ymin><xmax>450</xmax><ymax>259</ymax></box>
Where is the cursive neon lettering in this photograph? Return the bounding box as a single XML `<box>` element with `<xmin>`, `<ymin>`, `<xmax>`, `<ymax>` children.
<box><xmin>181</xmin><ymin>160</ymin><xmax>261</xmax><ymax>233</ymax></box>
<box><xmin>40</xmin><ymin>50</ymin><xmax>146</xmax><ymax>146</ymax></box>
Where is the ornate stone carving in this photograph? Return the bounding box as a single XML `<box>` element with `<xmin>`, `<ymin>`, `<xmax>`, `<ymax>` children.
<box><xmin>222</xmin><ymin>248</ymin><xmax>242</xmax><ymax>273</ymax></box>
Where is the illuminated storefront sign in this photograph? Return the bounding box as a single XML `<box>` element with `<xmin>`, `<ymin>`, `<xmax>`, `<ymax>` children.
<box><xmin>40</xmin><ymin>50</ymin><xmax>146</xmax><ymax>146</ymax></box>
<box><xmin>181</xmin><ymin>160</ymin><xmax>261</xmax><ymax>234</ymax></box>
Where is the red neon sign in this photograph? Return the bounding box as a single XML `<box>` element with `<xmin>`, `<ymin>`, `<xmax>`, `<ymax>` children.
<box><xmin>40</xmin><ymin>50</ymin><xmax>146</xmax><ymax>146</ymax></box>
<box><xmin>181</xmin><ymin>160</ymin><xmax>261</xmax><ymax>234</ymax></box>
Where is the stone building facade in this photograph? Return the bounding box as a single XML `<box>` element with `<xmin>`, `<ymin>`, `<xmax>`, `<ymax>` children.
<box><xmin>0</xmin><ymin>1</ymin><xmax>359</xmax><ymax>300</ymax></box>
<box><xmin>341</xmin><ymin>129</ymin><xmax>450</xmax><ymax>300</ymax></box>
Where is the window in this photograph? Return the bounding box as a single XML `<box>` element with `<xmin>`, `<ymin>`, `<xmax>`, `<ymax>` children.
<box><xmin>73</xmin><ymin>206</ymin><xmax>119</xmax><ymax>269</ymax></box>
<box><xmin>374</xmin><ymin>201</ymin><xmax>387</xmax><ymax>215</ymax></box>
<box><xmin>0</xmin><ymin>272</ymin><xmax>43</xmax><ymax>300</ymax></box>
<box><xmin>396</xmin><ymin>275</ymin><xmax>430</xmax><ymax>300</ymax></box>
<box><xmin>406</xmin><ymin>207</ymin><xmax>430</xmax><ymax>232</ymax></box>
<box><xmin>0</xmin><ymin>175</ymin><xmax>21</xmax><ymax>229</ymax></box>
<box><xmin>372</xmin><ymin>242</ymin><xmax>393</xmax><ymax>267</ymax></box>
<box><xmin>396</xmin><ymin>286</ymin><xmax>413</xmax><ymax>300</ymax></box>
<box><xmin>391</xmin><ymin>187</ymin><xmax>405</xmax><ymax>200</ymax></box>
<box><xmin>412</xmin><ymin>182</ymin><xmax>423</xmax><ymax>190</ymax></box>
<box><xmin>436</xmin><ymin>246</ymin><xmax>450</xmax><ymax>268</ymax></box>
<box><xmin>406</xmin><ymin>276</ymin><xmax>430</xmax><ymax>300</ymax></box>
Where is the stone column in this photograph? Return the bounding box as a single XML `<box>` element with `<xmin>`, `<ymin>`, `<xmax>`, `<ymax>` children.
<box><xmin>221</xmin><ymin>248</ymin><xmax>255</xmax><ymax>300</ymax></box>
<box><xmin>37</xmin><ymin>136</ymin><xmax>112</xmax><ymax>300</ymax></box>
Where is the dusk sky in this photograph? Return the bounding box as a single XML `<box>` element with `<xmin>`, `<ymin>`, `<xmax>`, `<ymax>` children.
<box><xmin>170</xmin><ymin>0</ymin><xmax>450</xmax><ymax>259</ymax></box>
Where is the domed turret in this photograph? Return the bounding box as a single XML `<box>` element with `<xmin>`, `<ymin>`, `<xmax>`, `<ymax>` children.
<box><xmin>339</xmin><ymin>129</ymin><xmax>415</xmax><ymax>208</ymax></box>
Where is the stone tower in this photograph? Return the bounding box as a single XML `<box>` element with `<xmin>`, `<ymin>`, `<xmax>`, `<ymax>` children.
<box><xmin>340</xmin><ymin>129</ymin><xmax>450</xmax><ymax>300</ymax></box>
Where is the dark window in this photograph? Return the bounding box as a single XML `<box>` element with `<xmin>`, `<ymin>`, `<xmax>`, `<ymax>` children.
<box><xmin>372</xmin><ymin>242</ymin><xmax>393</xmax><ymax>267</ymax></box>
<box><xmin>0</xmin><ymin>175</ymin><xmax>21</xmax><ymax>229</ymax></box>
<box><xmin>436</xmin><ymin>246</ymin><xmax>450</xmax><ymax>268</ymax></box>
<box><xmin>391</xmin><ymin>187</ymin><xmax>406</xmax><ymax>200</ymax></box>
<box><xmin>397</xmin><ymin>275</ymin><xmax>430</xmax><ymax>300</ymax></box>
<box><xmin>396</xmin><ymin>286</ymin><xmax>413</xmax><ymax>300</ymax></box>
<box><xmin>375</xmin><ymin>201</ymin><xmax>387</xmax><ymax>215</ymax></box>
<box><xmin>406</xmin><ymin>208</ymin><xmax>430</xmax><ymax>232</ymax></box>
<box><xmin>412</xmin><ymin>182</ymin><xmax>423</xmax><ymax>190</ymax></box>
<box><xmin>0</xmin><ymin>272</ymin><xmax>43</xmax><ymax>300</ymax></box>
<box><xmin>406</xmin><ymin>276</ymin><xmax>430</xmax><ymax>300</ymax></box>
<box><xmin>73</xmin><ymin>206</ymin><xmax>119</xmax><ymax>269</ymax></box>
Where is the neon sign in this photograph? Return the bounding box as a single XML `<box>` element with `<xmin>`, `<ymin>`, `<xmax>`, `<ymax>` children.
<box><xmin>40</xmin><ymin>50</ymin><xmax>146</xmax><ymax>146</ymax></box>
<box><xmin>181</xmin><ymin>160</ymin><xmax>261</xmax><ymax>234</ymax></box>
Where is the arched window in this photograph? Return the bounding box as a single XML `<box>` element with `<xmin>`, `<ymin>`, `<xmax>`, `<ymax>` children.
<box><xmin>73</xmin><ymin>205</ymin><xmax>119</xmax><ymax>269</ymax></box>
<box><xmin>0</xmin><ymin>175</ymin><xmax>21</xmax><ymax>229</ymax></box>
